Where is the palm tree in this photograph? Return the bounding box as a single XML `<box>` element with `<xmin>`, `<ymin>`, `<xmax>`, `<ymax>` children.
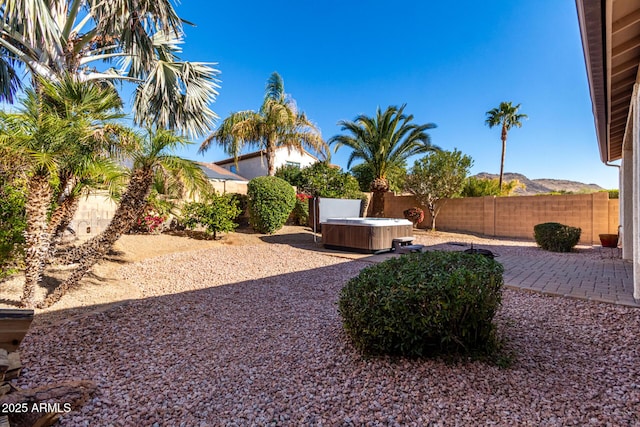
<box><xmin>41</xmin><ymin>128</ymin><xmax>210</xmax><ymax>308</ymax></box>
<box><xmin>199</xmin><ymin>72</ymin><xmax>328</xmax><ymax>176</ymax></box>
<box><xmin>485</xmin><ymin>102</ymin><xmax>528</xmax><ymax>190</ymax></box>
<box><xmin>0</xmin><ymin>0</ymin><xmax>219</xmax><ymax>136</ymax></box>
<box><xmin>329</xmin><ymin>105</ymin><xmax>439</xmax><ymax>217</ymax></box>
<box><xmin>0</xmin><ymin>77</ymin><xmax>124</xmax><ymax>308</ymax></box>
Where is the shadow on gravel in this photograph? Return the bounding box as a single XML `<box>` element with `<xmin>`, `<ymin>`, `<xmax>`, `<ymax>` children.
<box><xmin>18</xmin><ymin>256</ymin><xmax>640</xmax><ymax>426</ymax></box>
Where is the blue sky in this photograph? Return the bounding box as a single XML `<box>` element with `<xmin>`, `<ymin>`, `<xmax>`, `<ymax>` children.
<box><xmin>162</xmin><ymin>0</ymin><xmax>619</xmax><ymax>189</ymax></box>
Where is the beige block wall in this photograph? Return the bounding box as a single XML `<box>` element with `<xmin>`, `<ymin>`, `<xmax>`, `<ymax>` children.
<box><xmin>69</xmin><ymin>191</ymin><xmax>118</xmax><ymax>241</ymax></box>
<box><xmin>209</xmin><ymin>181</ymin><xmax>248</xmax><ymax>195</ymax></box>
<box><xmin>384</xmin><ymin>192</ymin><xmax>619</xmax><ymax>245</ymax></box>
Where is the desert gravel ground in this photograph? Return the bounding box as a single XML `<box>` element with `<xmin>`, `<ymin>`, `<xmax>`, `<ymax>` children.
<box><xmin>4</xmin><ymin>227</ymin><xmax>640</xmax><ymax>426</ymax></box>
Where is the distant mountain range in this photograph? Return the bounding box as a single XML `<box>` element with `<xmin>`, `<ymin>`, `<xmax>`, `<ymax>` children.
<box><xmin>473</xmin><ymin>172</ymin><xmax>605</xmax><ymax>196</ymax></box>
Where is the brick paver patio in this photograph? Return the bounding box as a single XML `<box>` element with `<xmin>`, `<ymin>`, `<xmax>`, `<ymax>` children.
<box><xmin>499</xmin><ymin>250</ymin><xmax>638</xmax><ymax>307</ymax></box>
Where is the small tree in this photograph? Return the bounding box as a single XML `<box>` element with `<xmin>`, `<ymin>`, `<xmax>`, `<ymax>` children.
<box><xmin>181</xmin><ymin>193</ymin><xmax>241</xmax><ymax>239</ymax></box>
<box><xmin>405</xmin><ymin>149</ymin><xmax>473</xmax><ymax>230</ymax></box>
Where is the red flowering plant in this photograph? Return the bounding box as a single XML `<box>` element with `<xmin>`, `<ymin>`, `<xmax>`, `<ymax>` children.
<box><xmin>291</xmin><ymin>193</ymin><xmax>311</xmax><ymax>225</ymax></box>
<box><xmin>132</xmin><ymin>208</ymin><xmax>166</xmax><ymax>234</ymax></box>
<box><xmin>403</xmin><ymin>207</ymin><xmax>425</xmax><ymax>228</ymax></box>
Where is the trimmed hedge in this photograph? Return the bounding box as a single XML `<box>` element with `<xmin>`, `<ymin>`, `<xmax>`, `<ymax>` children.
<box><xmin>338</xmin><ymin>251</ymin><xmax>504</xmax><ymax>357</ymax></box>
<box><xmin>247</xmin><ymin>176</ymin><xmax>296</xmax><ymax>234</ymax></box>
<box><xmin>533</xmin><ymin>222</ymin><xmax>581</xmax><ymax>252</ymax></box>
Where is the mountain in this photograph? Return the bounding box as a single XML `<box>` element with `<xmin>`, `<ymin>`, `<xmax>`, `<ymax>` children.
<box><xmin>473</xmin><ymin>172</ymin><xmax>605</xmax><ymax>195</ymax></box>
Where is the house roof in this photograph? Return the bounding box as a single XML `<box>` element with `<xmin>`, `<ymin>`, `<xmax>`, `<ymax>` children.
<box><xmin>576</xmin><ymin>0</ymin><xmax>640</xmax><ymax>162</ymax></box>
<box><xmin>214</xmin><ymin>148</ymin><xmax>318</xmax><ymax>166</ymax></box>
<box><xmin>197</xmin><ymin>162</ymin><xmax>249</xmax><ymax>181</ymax></box>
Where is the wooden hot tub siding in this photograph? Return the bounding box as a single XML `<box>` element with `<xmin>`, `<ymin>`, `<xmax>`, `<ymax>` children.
<box><xmin>321</xmin><ymin>223</ymin><xmax>414</xmax><ymax>253</ymax></box>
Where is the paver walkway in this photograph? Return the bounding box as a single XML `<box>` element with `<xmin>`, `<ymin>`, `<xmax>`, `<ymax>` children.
<box><xmin>498</xmin><ymin>250</ymin><xmax>638</xmax><ymax>307</ymax></box>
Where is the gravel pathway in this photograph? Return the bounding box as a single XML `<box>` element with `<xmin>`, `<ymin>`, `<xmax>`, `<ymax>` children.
<box><xmin>16</xmin><ymin>243</ymin><xmax>640</xmax><ymax>426</ymax></box>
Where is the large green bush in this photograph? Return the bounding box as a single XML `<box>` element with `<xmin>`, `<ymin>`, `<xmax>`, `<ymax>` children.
<box><xmin>247</xmin><ymin>176</ymin><xmax>296</xmax><ymax>234</ymax></box>
<box><xmin>339</xmin><ymin>251</ymin><xmax>504</xmax><ymax>357</ymax></box>
<box><xmin>534</xmin><ymin>222</ymin><xmax>581</xmax><ymax>252</ymax></box>
<box><xmin>181</xmin><ymin>192</ymin><xmax>241</xmax><ymax>239</ymax></box>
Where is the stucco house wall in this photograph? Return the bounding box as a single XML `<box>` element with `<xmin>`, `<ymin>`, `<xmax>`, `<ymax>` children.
<box><xmin>215</xmin><ymin>148</ymin><xmax>317</xmax><ymax>180</ymax></box>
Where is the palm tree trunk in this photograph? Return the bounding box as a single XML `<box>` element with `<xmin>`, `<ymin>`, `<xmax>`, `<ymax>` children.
<box><xmin>499</xmin><ymin>124</ymin><xmax>508</xmax><ymax>191</ymax></box>
<box><xmin>266</xmin><ymin>140</ymin><xmax>276</xmax><ymax>176</ymax></box>
<box><xmin>47</xmin><ymin>193</ymin><xmax>80</xmax><ymax>258</ymax></box>
<box><xmin>39</xmin><ymin>168</ymin><xmax>153</xmax><ymax>308</ymax></box>
<box><xmin>22</xmin><ymin>174</ymin><xmax>53</xmax><ymax>308</ymax></box>
<box><xmin>371</xmin><ymin>191</ymin><xmax>385</xmax><ymax>218</ymax></box>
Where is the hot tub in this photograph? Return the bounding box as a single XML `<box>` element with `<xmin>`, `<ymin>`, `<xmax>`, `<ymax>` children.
<box><xmin>321</xmin><ymin>217</ymin><xmax>413</xmax><ymax>253</ymax></box>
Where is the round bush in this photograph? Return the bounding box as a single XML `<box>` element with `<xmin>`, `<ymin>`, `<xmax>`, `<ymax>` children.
<box><xmin>534</xmin><ymin>222</ymin><xmax>581</xmax><ymax>252</ymax></box>
<box><xmin>338</xmin><ymin>251</ymin><xmax>504</xmax><ymax>357</ymax></box>
<box><xmin>247</xmin><ymin>176</ymin><xmax>296</xmax><ymax>234</ymax></box>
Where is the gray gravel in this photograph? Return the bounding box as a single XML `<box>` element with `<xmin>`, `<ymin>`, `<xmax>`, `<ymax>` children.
<box><xmin>16</xmin><ymin>243</ymin><xmax>640</xmax><ymax>426</ymax></box>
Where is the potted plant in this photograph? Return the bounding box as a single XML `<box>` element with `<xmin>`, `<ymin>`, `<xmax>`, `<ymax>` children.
<box><xmin>403</xmin><ymin>207</ymin><xmax>424</xmax><ymax>228</ymax></box>
<box><xmin>599</xmin><ymin>233</ymin><xmax>619</xmax><ymax>248</ymax></box>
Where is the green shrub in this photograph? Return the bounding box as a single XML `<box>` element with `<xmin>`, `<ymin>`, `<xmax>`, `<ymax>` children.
<box><xmin>0</xmin><ymin>177</ymin><xmax>26</xmax><ymax>277</ymax></box>
<box><xmin>338</xmin><ymin>251</ymin><xmax>504</xmax><ymax>358</ymax></box>
<box><xmin>299</xmin><ymin>162</ymin><xmax>362</xmax><ymax>199</ymax></box>
<box><xmin>229</xmin><ymin>193</ymin><xmax>249</xmax><ymax>225</ymax></box>
<box><xmin>533</xmin><ymin>222</ymin><xmax>581</xmax><ymax>252</ymax></box>
<box><xmin>247</xmin><ymin>176</ymin><xmax>296</xmax><ymax>234</ymax></box>
<box><xmin>290</xmin><ymin>193</ymin><xmax>310</xmax><ymax>225</ymax></box>
<box><xmin>181</xmin><ymin>192</ymin><xmax>241</xmax><ymax>239</ymax></box>
<box><xmin>275</xmin><ymin>165</ymin><xmax>305</xmax><ymax>188</ymax></box>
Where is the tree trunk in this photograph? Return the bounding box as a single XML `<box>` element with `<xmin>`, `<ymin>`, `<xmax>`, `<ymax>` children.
<box><xmin>266</xmin><ymin>141</ymin><xmax>276</xmax><ymax>176</ymax></box>
<box><xmin>369</xmin><ymin>178</ymin><xmax>389</xmax><ymax>218</ymax></box>
<box><xmin>370</xmin><ymin>191</ymin><xmax>385</xmax><ymax>218</ymax></box>
<box><xmin>47</xmin><ymin>193</ymin><xmax>80</xmax><ymax>258</ymax></box>
<box><xmin>499</xmin><ymin>124</ymin><xmax>508</xmax><ymax>191</ymax></box>
<box><xmin>21</xmin><ymin>175</ymin><xmax>53</xmax><ymax>308</ymax></box>
<box><xmin>39</xmin><ymin>168</ymin><xmax>153</xmax><ymax>308</ymax></box>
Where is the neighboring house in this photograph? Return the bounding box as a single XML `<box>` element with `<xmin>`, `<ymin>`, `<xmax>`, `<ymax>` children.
<box><xmin>198</xmin><ymin>162</ymin><xmax>249</xmax><ymax>194</ymax></box>
<box><xmin>215</xmin><ymin>147</ymin><xmax>318</xmax><ymax>180</ymax></box>
<box><xmin>576</xmin><ymin>0</ymin><xmax>640</xmax><ymax>298</ymax></box>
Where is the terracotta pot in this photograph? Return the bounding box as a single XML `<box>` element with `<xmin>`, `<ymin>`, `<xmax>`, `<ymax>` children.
<box><xmin>599</xmin><ymin>233</ymin><xmax>618</xmax><ymax>248</ymax></box>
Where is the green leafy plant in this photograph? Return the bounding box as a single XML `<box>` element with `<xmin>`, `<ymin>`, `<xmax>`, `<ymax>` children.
<box><xmin>0</xmin><ymin>176</ymin><xmax>26</xmax><ymax>277</ymax></box>
<box><xmin>533</xmin><ymin>222</ymin><xmax>581</xmax><ymax>252</ymax></box>
<box><xmin>291</xmin><ymin>193</ymin><xmax>311</xmax><ymax>225</ymax></box>
<box><xmin>338</xmin><ymin>251</ymin><xmax>504</xmax><ymax>359</ymax></box>
<box><xmin>461</xmin><ymin>177</ymin><xmax>524</xmax><ymax>197</ymax></box>
<box><xmin>181</xmin><ymin>193</ymin><xmax>241</xmax><ymax>239</ymax></box>
<box><xmin>275</xmin><ymin>165</ymin><xmax>305</xmax><ymax>188</ymax></box>
<box><xmin>247</xmin><ymin>176</ymin><xmax>296</xmax><ymax>234</ymax></box>
<box><xmin>299</xmin><ymin>162</ymin><xmax>362</xmax><ymax>199</ymax></box>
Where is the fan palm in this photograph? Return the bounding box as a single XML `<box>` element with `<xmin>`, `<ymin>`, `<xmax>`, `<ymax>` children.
<box><xmin>0</xmin><ymin>76</ymin><xmax>124</xmax><ymax>308</ymax></box>
<box><xmin>199</xmin><ymin>72</ymin><xmax>327</xmax><ymax>176</ymax></box>
<box><xmin>329</xmin><ymin>104</ymin><xmax>439</xmax><ymax>217</ymax></box>
<box><xmin>0</xmin><ymin>0</ymin><xmax>219</xmax><ymax>136</ymax></box>
<box><xmin>42</xmin><ymin>128</ymin><xmax>210</xmax><ymax>308</ymax></box>
<box><xmin>485</xmin><ymin>101</ymin><xmax>527</xmax><ymax>190</ymax></box>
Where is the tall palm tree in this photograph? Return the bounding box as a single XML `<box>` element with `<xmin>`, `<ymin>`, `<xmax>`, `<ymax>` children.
<box><xmin>199</xmin><ymin>72</ymin><xmax>328</xmax><ymax>176</ymax></box>
<box><xmin>0</xmin><ymin>0</ymin><xmax>219</xmax><ymax>136</ymax></box>
<box><xmin>42</xmin><ymin>128</ymin><xmax>210</xmax><ymax>308</ymax></box>
<box><xmin>329</xmin><ymin>104</ymin><xmax>439</xmax><ymax>217</ymax></box>
<box><xmin>485</xmin><ymin>101</ymin><xmax>527</xmax><ymax>190</ymax></box>
<box><xmin>0</xmin><ymin>76</ymin><xmax>124</xmax><ymax>308</ymax></box>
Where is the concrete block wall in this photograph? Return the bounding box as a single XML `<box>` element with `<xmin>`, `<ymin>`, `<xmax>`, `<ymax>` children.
<box><xmin>68</xmin><ymin>191</ymin><xmax>118</xmax><ymax>241</ymax></box>
<box><xmin>384</xmin><ymin>192</ymin><xmax>619</xmax><ymax>245</ymax></box>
